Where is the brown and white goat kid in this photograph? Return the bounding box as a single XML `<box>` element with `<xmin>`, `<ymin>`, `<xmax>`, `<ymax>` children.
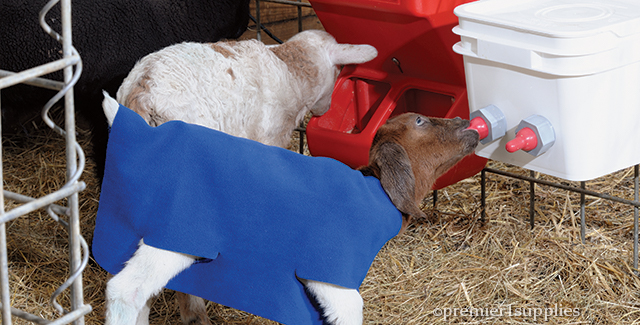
<box><xmin>116</xmin><ymin>29</ymin><xmax>378</xmax><ymax>148</ymax></box>
<box><xmin>113</xmin><ymin>30</ymin><xmax>377</xmax><ymax>325</ymax></box>
<box><xmin>99</xmin><ymin>94</ymin><xmax>479</xmax><ymax>325</ymax></box>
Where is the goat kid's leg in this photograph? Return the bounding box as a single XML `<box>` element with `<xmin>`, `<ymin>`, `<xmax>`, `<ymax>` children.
<box><xmin>106</xmin><ymin>241</ymin><xmax>196</xmax><ymax>325</ymax></box>
<box><xmin>177</xmin><ymin>292</ymin><xmax>212</xmax><ymax>325</ymax></box>
<box><xmin>301</xmin><ymin>279</ymin><xmax>364</xmax><ymax>325</ymax></box>
<box><xmin>134</xmin><ymin>299</ymin><xmax>151</xmax><ymax>325</ymax></box>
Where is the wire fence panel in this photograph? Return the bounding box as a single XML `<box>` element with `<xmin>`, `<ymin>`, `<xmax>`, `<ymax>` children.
<box><xmin>0</xmin><ymin>0</ymin><xmax>91</xmax><ymax>324</ymax></box>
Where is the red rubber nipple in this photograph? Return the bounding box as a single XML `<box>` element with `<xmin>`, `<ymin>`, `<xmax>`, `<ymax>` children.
<box><xmin>467</xmin><ymin>116</ymin><xmax>488</xmax><ymax>140</ymax></box>
<box><xmin>506</xmin><ymin>127</ymin><xmax>538</xmax><ymax>153</ymax></box>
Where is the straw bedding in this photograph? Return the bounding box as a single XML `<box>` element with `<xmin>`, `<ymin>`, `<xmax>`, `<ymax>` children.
<box><xmin>1</xmin><ymin>111</ymin><xmax>639</xmax><ymax>325</ymax></box>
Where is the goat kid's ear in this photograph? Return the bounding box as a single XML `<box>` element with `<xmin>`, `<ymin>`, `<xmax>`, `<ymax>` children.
<box><xmin>374</xmin><ymin>142</ymin><xmax>427</xmax><ymax>221</ymax></box>
<box><xmin>102</xmin><ymin>90</ymin><xmax>119</xmax><ymax>127</ymax></box>
<box><xmin>328</xmin><ymin>44</ymin><xmax>377</xmax><ymax>66</ymax></box>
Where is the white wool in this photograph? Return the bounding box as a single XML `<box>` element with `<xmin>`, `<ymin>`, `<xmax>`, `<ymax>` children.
<box><xmin>116</xmin><ymin>30</ymin><xmax>378</xmax><ymax>148</ymax></box>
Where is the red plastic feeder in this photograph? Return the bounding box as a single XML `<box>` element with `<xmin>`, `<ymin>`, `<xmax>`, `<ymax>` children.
<box><xmin>306</xmin><ymin>0</ymin><xmax>487</xmax><ymax>189</ymax></box>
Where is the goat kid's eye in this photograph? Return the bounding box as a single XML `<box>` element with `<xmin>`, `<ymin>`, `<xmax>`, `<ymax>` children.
<box><xmin>415</xmin><ymin>116</ymin><xmax>427</xmax><ymax>126</ymax></box>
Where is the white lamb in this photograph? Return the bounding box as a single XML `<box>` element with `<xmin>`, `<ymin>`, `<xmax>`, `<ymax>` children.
<box><xmin>116</xmin><ymin>29</ymin><xmax>378</xmax><ymax>148</ymax></box>
<box><xmin>112</xmin><ymin>30</ymin><xmax>378</xmax><ymax>325</ymax></box>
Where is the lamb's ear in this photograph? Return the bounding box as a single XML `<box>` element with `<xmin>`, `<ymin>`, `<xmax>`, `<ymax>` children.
<box><xmin>373</xmin><ymin>142</ymin><xmax>427</xmax><ymax>220</ymax></box>
<box><xmin>102</xmin><ymin>90</ymin><xmax>119</xmax><ymax>127</ymax></box>
<box><xmin>328</xmin><ymin>44</ymin><xmax>377</xmax><ymax>65</ymax></box>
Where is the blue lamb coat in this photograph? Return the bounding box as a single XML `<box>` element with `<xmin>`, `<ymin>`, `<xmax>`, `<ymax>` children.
<box><xmin>92</xmin><ymin>105</ymin><xmax>403</xmax><ymax>325</ymax></box>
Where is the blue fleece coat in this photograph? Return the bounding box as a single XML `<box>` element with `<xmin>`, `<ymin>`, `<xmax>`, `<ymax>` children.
<box><xmin>92</xmin><ymin>105</ymin><xmax>402</xmax><ymax>325</ymax></box>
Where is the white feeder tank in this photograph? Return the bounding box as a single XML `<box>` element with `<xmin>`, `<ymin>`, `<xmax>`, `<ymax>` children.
<box><xmin>453</xmin><ymin>0</ymin><xmax>640</xmax><ymax>181</ymax></box>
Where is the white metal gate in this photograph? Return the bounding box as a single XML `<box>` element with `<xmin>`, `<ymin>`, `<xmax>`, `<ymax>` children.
<box><xmin>0</xmin><ymin>0</ymin><xmax>91</xmax><ymax>324</ymax></box>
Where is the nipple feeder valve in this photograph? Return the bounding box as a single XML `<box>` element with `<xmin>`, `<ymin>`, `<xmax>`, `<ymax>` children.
<box><xmin>506</xmin><ymin>115</ymin><xmax>555</xmax><ymax>156</ymax></box>
<box><xmin>468</xmin><ymin>105</ymin><xmax>507</xmax><ymax>144</ymax></box>
<box><xmin>469</xmin><ymin>116</ymin><xmax>489</xmax><ymax>139</ymax></box>
<box><xmin>505</xmin><ymin>127</ymin><xmax>537</xmax><ymax>153</ymax></box>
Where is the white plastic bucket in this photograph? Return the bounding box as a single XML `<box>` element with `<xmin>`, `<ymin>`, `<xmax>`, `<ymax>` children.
<box><xmin>453</xmin><ymin>0</ymin><xmax>640</xmax><ymax>181</ymax></box>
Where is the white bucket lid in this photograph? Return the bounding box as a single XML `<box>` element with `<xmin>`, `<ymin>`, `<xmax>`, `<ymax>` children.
<box><xmin>453</xmin><ymin>0</ymin><xmax>640</xmax><ymax>75</ymax></box>
<box><xmin>455</xmin><ymin>0</ymin><xmax>640</xmax><ymax>38</ymax></box>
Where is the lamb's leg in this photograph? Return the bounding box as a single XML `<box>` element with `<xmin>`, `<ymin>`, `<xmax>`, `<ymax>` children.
<box><xmin>106</xmin><ymin>241</ymin><xmax>196</xmax><ymax>325</ymax></box>
<box><xmin>301</xmin><ymin>279</ymin><xmax>364</xmax><ymax>325</ymax></box>
<box><xmin>177</xmin><ymin>292</ymin><xmax>212</xmax><ymax>325</ymax></box>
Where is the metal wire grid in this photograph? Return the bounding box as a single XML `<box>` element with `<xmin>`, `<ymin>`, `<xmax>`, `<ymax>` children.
<box><xmin>254</xmin><ymin>0</ymin><xmax>311</xmax><ymax>43</ymax></box>
<box><xmin>477</xmin><ymin>166</ymin><xmax>640</xmax><ymax>273</ymax></box>
<box><xmin>0</xmin><ymin>0</ymin><xmax>91</xmax><ymax>324</ymax></box>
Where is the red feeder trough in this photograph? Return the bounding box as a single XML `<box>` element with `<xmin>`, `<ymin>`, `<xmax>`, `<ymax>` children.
<box><xmin>306</xmin><ymin>0</ymin><xmax>487</xmax><ymax>189</ymax></box>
